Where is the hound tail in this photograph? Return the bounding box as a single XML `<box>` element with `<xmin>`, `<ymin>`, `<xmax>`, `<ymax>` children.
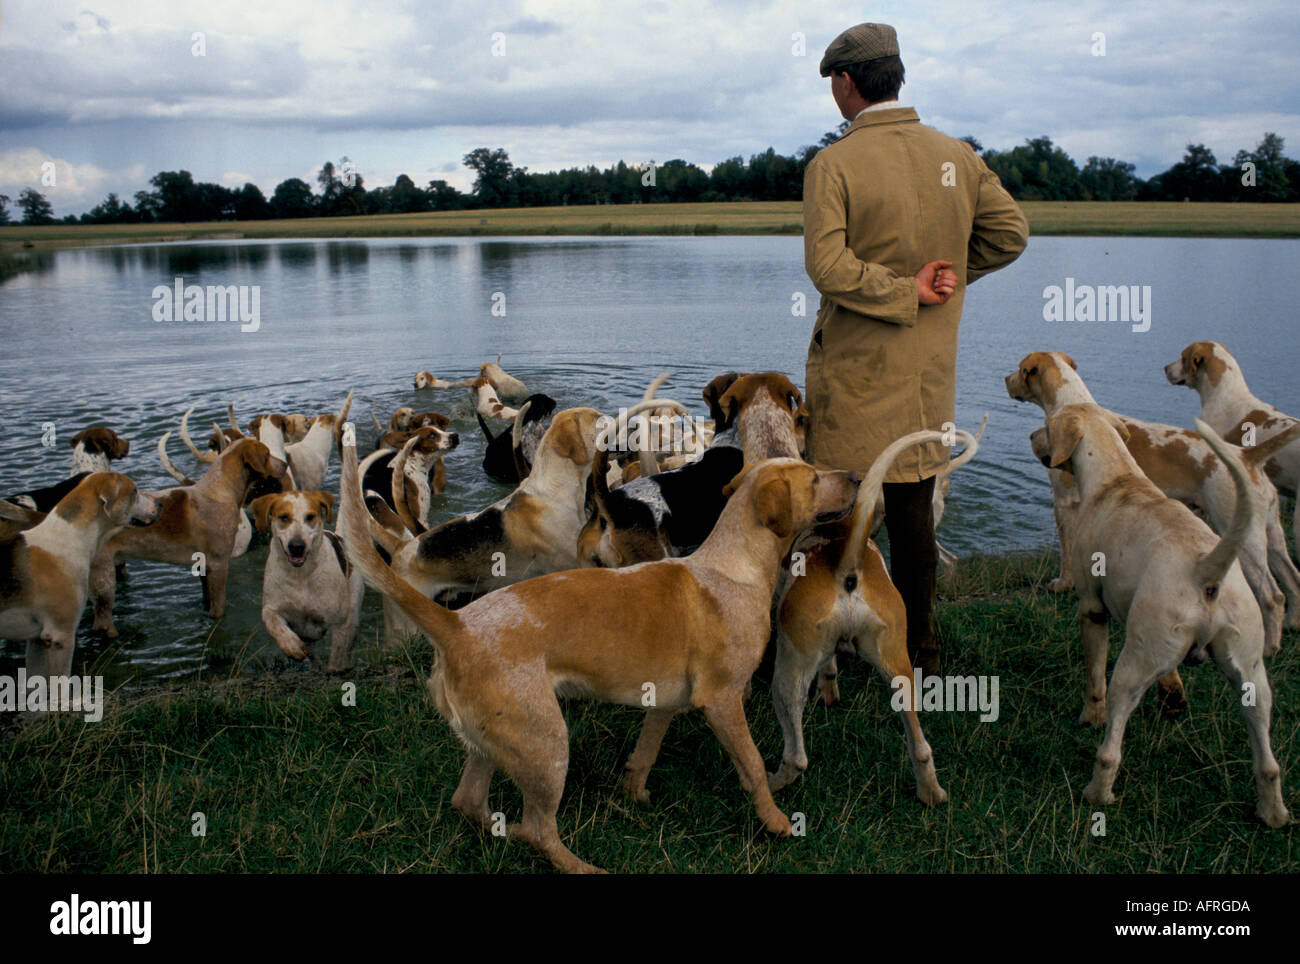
<box><xmin>838</xmin><ymin>425</ymin><xmax>980</xmax><ymax>586</ymax></box>
<box><xmin>1239</xmin><ymin>420</ymin><xmax>1300</xmax><ymax>471</ymax></box>
<box><xmin>389</xmin><ymin>433</ymin><xmax>429</xmax><ymax>536</ymax></box>
<box><xmin>339</xmin><ymin>431</ymin><xmax>462</xmax><ymax>643</ymax></box>
<box><xmin>1194</xmin><ymin>418</ymin><xmax>1256</xmax><ymax>589</ymax></box>
<box><xmin>335</xmin><ymin>389</ymin><xmax>354</xmax><ymax>443</ymax></box>
<box><xmin>179</xmin><ymin>406</ymin><xmax>218</xmax><ymax>464</ymax></box>
<box><xmin>157</xmin><ymin>432</ymin><xmax>196</xmax><ymax>485</ymax></box>
<box><xmin>616</xmin><ymin>396</ymin><xmax>691</xmax><ymax>477</ymax></box>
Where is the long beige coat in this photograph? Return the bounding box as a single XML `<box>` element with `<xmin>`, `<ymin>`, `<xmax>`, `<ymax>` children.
<box><xmin>803</xmin><ymin>107</ymin><xmax>1028</xmax><ymax>482</ymax></box>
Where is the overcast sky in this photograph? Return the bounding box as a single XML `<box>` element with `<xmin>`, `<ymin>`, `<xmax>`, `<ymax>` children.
<box><xmin>2</xmin><ymin>0</ymin><xmax>1297</xmax><ymax>216</ymax></box>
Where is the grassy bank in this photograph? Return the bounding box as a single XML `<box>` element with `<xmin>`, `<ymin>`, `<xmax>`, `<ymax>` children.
<box><xmin>1</xmin><ymin>201</ymin><xmax>1297</xmax><ymax>253</ymax></box>
<box><xmin>2</xmin><ymin>548</ymin><xmax>1296</xmax><ymax>874</ymax></box>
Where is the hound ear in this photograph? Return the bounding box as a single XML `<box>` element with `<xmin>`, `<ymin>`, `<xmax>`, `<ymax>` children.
<box><xmin>713</xmin><ymin>387</ymin><xmax>742</xmax><ymax>430</ymax></box>
<box><xmin>1048</xmin><ymin>412</ymin><xmax>1084</xmax><ymax>468</ymax></box>
<box><xmin>69</xmin><ymin>429</ymin><xmax>88</xmax><ymax>450</ymax></box>
<box><xmin>721</xmin><ymin>462</ymin><xmax>757</xmax><ymax>498</ymax></box>
<box><xmin>754</xmin><ymin>475</ymin><xmax>793</xmax><ymax>539</ymax></box>
<box><xmin>97</xmin><ymin>475</ymin><xmax>132</xmax><ymax>515</ymax></box>
<box><xmin>313</xmin><ymin>491</ymin><xmax>335</xmax><ymax>523</ymax></box>
<box><xmin>250</xmin><ymin>494</ymin><xmax>278</xmax><ymax>533</ymax></box>
<box><xmin>1101</xmin><ymin>411</ymin><xmax>1131</xmax><ymax>443</ymax></box>
<box><xmin>702</xmin><ymin>372</ymin><xmax>739</xmax><ymax>423</ymax></box>
<box><xmin>550</xmin><ymin>415</ymin><xmax>590</xmax><ymax>465</ymax></box>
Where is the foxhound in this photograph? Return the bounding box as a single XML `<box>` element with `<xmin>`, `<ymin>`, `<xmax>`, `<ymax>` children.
<box><xmin>341</xmin><ymin>408</ymin><xmax>605</xmax><ymax>642</ymax></box>
<box><xmin>767</xmin><ymin>426</ymin><xmax>978</xmax><ymax>800</ymax></box>
<box><xmin>281</xmin><ymin>391</ymin><xmax>353</xmax><ymax>492</ymax></box>
<box><xmin>477</xmin><ymin>394</ymin><xmax>556</xmax><ymax>483</ymax></box>
<box><xmin>89</xmin><ymin>438</ymin><xmax>288</xmax><ymax>636</ymax></box>
<box><xmin>1037</xmin><ymin>403</ymin><xmax>1288</xmax><ymax>828</ymax></box>
<box><xmin>1008</xmin><ymin>351</ymin><xmax>1300</xmax><ymax>660</ymax></box>
<box><xmin>1166</xmin><ymin>341</ymin><xmax>1300</xmax><ymax>559</ymax></box>
<box><xmin>252</xmin><ymin>490</ymin><xmax>362</xmax><ymax>672</ymax></box>
<box><xmin>363</xmin><ymin>410</ymin><xmax>460</xmax><ymax>531</ymax></box>
<box><xmin>0</xmin><ymin>473</ymin><xmax>160</xmax><ymax>679</ymax></box>
<box><xmin>469</xmin><ymin>374</ymin><xmax>519</xmax><ymax>422</ymax></box>
<box><xmin>339</xmin><ymin>434</ymin><xmax>859</xmax><ymax>873</ymax></box>
<box><xmin>69</xmin><ymin>428</ymin><xmax>130</xmax><ymax>475</ymax></box>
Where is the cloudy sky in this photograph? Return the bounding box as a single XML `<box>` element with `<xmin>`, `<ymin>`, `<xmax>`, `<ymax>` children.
<box><xmin>1</xmin><ymin>0</ymin><xmax>1297</xmax><ymax>216</ymax></box>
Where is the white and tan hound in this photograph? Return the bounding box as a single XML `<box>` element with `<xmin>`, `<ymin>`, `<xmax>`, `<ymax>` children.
<box><xmin>1037</xmin><ymin>403</ymin><xmax>1288</xmax><ymax>828</ymax></box>
<box><xmin>1166</xmin><ymin>340</ymin><xmax>1300</xmax><ymax>558</ymax></box>
<box><xmin>0</xmin><ymin>473</ymin><xmax>160</xmax><ymax>679</ymax></box>
<box><xmin>339</xmin><ymin>432</ymin><xmax>860</xmax><ymax>873</ymax></box>
<box><xmin>1008</xmin><ymin>351</ymin><xmax>1300</xmax><ymax>660</ymax></box>
<box><xmin>251</xmin><ymin>490</ymin><xmax>362</xmax><ymax>672</ymax></box>
<box><xmin>89</xmin><ymin>439</ymin><xmax>288</xmax><ymax>636</ymax></box>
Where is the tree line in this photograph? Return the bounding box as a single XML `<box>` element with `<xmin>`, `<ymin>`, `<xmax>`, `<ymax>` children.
<box><xmin>3</xmin><ymin>131</ymin><xmax>1296</xmax><ymax>226</ymax></box>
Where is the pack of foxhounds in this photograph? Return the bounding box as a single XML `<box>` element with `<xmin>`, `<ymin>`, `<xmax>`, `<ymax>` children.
<box><xmin>1</xmin><ymin>341</ymin><xmax>1296</xmax><ymax>871</ymax></box>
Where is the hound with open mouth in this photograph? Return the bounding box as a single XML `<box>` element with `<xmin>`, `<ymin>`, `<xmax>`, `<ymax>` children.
<box><xmin>251</xmin><ymin>489</ymin><xmax>363</xmax><ymax>672</ymax></box>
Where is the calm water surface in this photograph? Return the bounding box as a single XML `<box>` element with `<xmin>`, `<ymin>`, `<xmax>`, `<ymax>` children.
<box><xmin>1</xmin><ymin>234</ymin><xmax>1296</xmax><ymax>684</ymax></box>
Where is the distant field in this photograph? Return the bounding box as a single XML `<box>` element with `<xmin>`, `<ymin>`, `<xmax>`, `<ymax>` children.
<box><xmin>1</xmin><ymin>201</ymin><xmax>1298</xmax><ymax>252</ymax></box>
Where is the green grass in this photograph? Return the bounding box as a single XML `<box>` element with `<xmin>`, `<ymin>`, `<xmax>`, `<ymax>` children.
<box><xmin>2</xmin><ymin>548</ymin><xmax>1296</xmax><ymax>874</ymax></box>
<box><xmin>1</xmin><ymin>201</ymin><xmax>1297</xmax><ymax>254</ymax></box>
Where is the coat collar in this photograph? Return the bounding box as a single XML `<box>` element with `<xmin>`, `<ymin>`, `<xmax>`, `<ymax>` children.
<box><xmin>842</xmin><ymin>106</ymin><xmax>919</xmax><ymax>137</ymax></box>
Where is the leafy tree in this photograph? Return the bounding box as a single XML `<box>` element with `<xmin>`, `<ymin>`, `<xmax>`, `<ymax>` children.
<box><xmin>148</xmin><ymin>170</ymin><xmax>202</xmax><ymax>221</ymax></box>
<box><xmin>1140</xmin><ymin>144</ymin><xmax>1223</xmax><ymax>201</ymax></box>
<box><xmin>463</xmin><ymin>148</ymin><xmax>516</xmax><ymax>207</ymax></box>
<box><xmin>232</xmin><ymin>182</ymin><xmax>272</xmax><ymax>220</ymax></box>
<box><xmin>84</xmin><ymin>192</ymin><xmax>136</xmax><ymax>224</ymax></box>
<box><xmin>1079</xmin><ymin>156</ymin><xmax>1140</xmax><ymax>201</ymax></box>
<box><xmin>270</xmin><ymin>178</ymin><xmax>315</xmax><ymax>219</ymax></box>
<box><xmin>982</xmin><ymin>137</ymin><xmax>1081</xmax><ymax>201</ymax></box>
<box><xmin>133</xmin><ymin>189</ymin><xmax>161</xmax><ymax>222</ymax></box>
<box><xmin>1231</xmin><ymin>133</ymin><xmax>1293</xmax><ymax>201</ymax></box>
<box><xmin>0</xmin><ymin>193</ymin><xmax>10</xmax><ymax>224</ymax></box>
<box><xmin>819</xmin><ymin>122</ymin><xmax>849</xmax><ymax>147</ymax></box>
<box><xmin>426</xmin><ymin>179</ymin><xmax>466</xmax><ymax>211</ymax></box>
<box><xmin>386</xmin><ymin>174</ymin><xmax>428</xmax><ymax>213</ymax></box>
<box><xmin>18</xmin><ymin>187</ymin><xmax>55</xmax><ymax>225</ymax></box>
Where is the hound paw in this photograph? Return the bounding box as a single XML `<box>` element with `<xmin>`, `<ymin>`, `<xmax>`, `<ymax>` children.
<box><xmin>1048</xmin><ymin>576</ymin><xmax>1074</xmax><ymax>594</ymax></box>
<box><xmin>767</xmin><ymin>762</ymin><xmax>805</xmax><ymax>793</ymax></box>
<box><xmin>1081</xmin><ymin>782</ymin><xmax>1115</xmax><ymax>807</ymax></box>
<box><xmin>622</xmin><ymin>771</ymin><xmax>651</xmax><ymax>804</ymax></box>
<box><xmin>1078</xmin><ymin>700</ymin><xmax>1106</xmax><ymax>726</ymax></box>
<box><xmin>1156</xmin><ymin>684</ymin><xmax>1188</xmax><ymax>721</ymax></box>
<box><xmin>760</xmin><ymin>810</ymin><xmax>793</xmax><ymax>837</ymax></box>
<box><xmin>276</xmin><ymin>640</ymin><xmax>309</xmax><ymax>662</ymax></box>
<box><xmin>1257</xmin><ymin>803</ymin><xmax>1291</xmax><ymax>829</ymax></box>
<box><xmin>918</xmin><ymin>783</ymin><xmax>949</xmax><ymax>807</ymax></box>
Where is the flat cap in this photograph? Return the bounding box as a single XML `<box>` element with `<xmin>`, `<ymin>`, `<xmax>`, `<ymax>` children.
<box><xmin>819</xmin><ymin>22</ymin><xmax>899</xmax><ymax>77</ymax></box>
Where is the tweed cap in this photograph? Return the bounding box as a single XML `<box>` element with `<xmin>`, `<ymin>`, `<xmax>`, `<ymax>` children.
<box><xmin>819</xmin><ymin>22</ymin><xmax>900</xmax><ymax>77</ymax></box>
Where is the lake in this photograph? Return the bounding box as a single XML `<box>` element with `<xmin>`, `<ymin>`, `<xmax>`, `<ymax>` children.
<box><xmin>1</xmin><ymin>234</ymin><xmax>1296</xmax><ymax>684</ymax></box>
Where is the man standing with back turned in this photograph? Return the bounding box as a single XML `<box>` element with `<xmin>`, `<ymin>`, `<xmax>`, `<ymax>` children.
<box><xmin>803</xmin><ymin>23</ymin><xmax>1028</xmax><ymax>675</ymax></box>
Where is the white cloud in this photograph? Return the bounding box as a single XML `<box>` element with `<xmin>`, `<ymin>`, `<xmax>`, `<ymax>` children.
<box><xmin>0</xmin><ymin>147</ymin><xmax>145</xmax><ymax>207</ymax></box>
<box><xmin>0</xmin><ymin>0</ymin><xmax>1296</xmax><ymax>216</ymax></box>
